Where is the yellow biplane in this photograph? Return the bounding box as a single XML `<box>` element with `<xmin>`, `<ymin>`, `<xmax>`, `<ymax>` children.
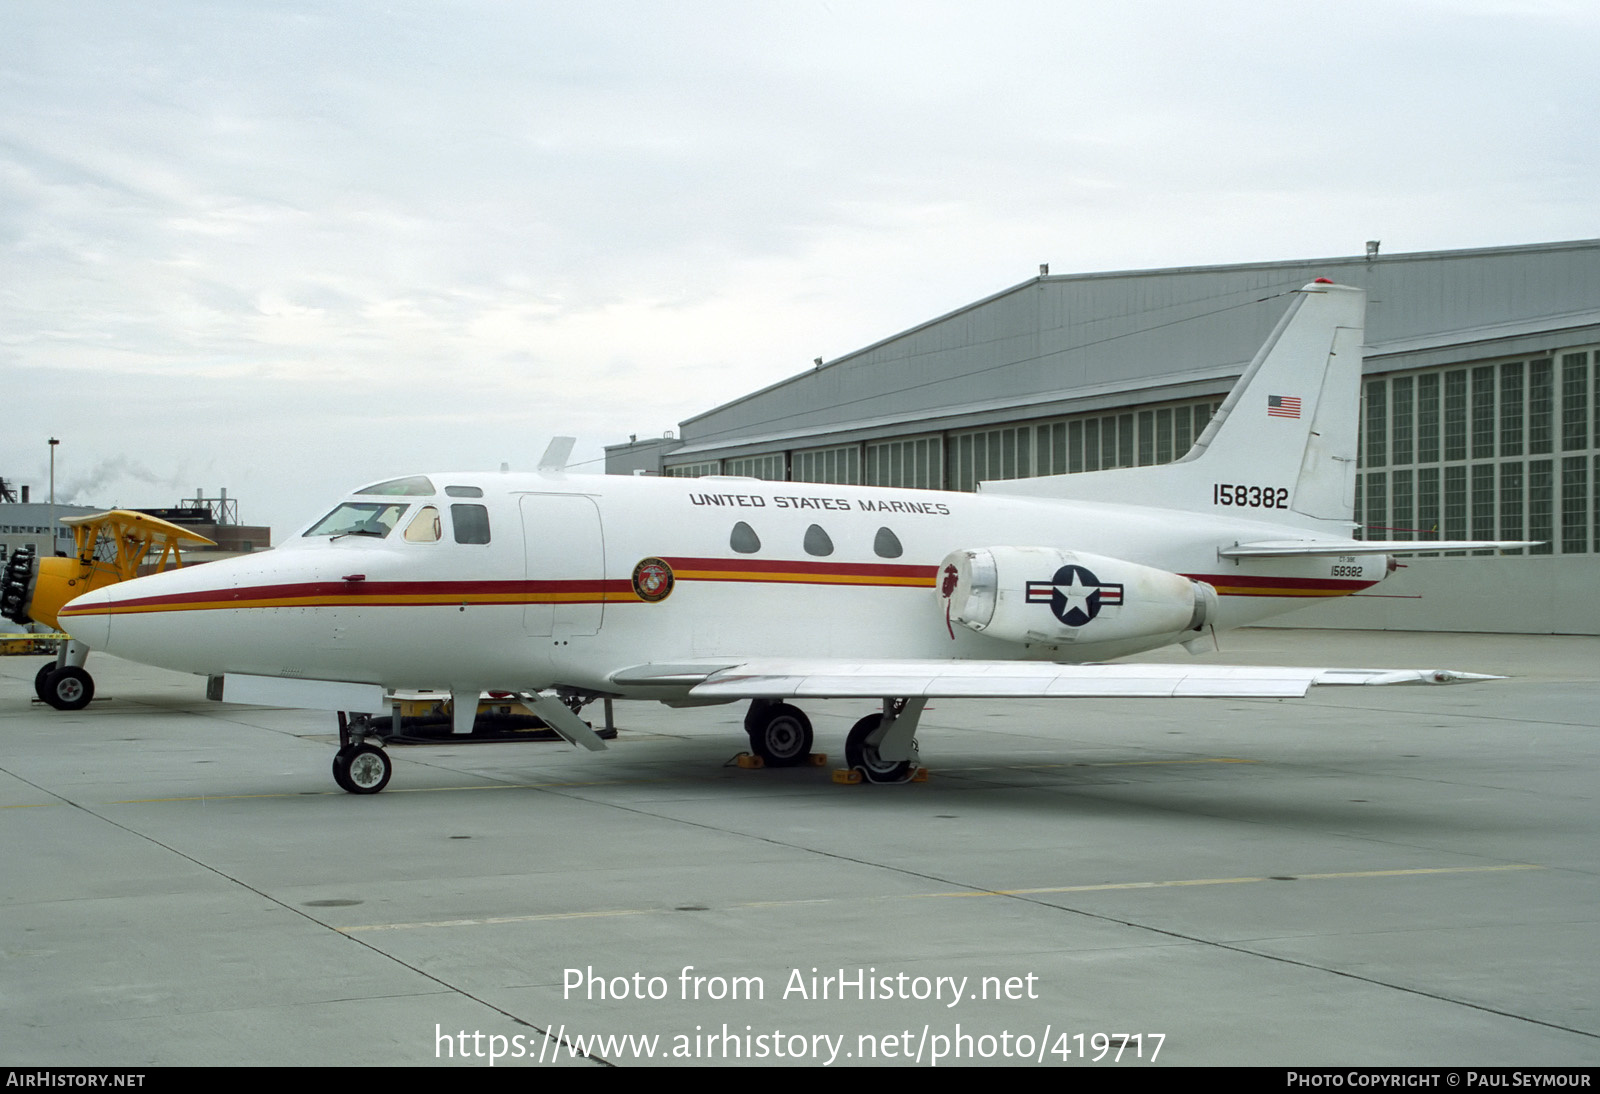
<box><xmin>2</xmin><ymin>510</ymin><xmax>214</xmax><ymax>709</ymax></box>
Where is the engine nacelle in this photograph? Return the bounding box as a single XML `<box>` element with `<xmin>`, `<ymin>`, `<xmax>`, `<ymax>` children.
<box><xmin>935</xmin><ymin>547</ymin><xmax>1217</xmax><ymax>646</ymax></box>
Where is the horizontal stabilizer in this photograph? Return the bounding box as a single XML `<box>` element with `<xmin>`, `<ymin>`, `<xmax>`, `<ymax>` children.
<box><xmin>1220</xmin><ymin>539</ymin><xmax>1541</xmax><ymax>559</ymax></box>
<box><xmin>683</xmin><ymin>659</ymin><xmax>1499</xmax><ymax>701</ymax></box>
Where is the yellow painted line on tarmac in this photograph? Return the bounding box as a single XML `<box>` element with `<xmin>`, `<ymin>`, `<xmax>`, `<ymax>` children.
<box><xmin>928</xmin><ymin>863</ymin><xmax>1544</xmax><ymax>899</ymax></box>
<box><xmin>345</xmin><ymin>908</ymin><xmax>661</xmax><ymax>932</ymax></box>
<box><xmin>337</xmin><ymin>863</ymin><xmax>1543</xmax><ymax>934</ymax></box>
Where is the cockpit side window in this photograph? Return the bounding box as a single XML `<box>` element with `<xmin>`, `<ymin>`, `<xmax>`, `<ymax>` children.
<box><xmin>304</xmin><ymin>502</ymin><xmax>410</xmax><ymax>539</ymax></box>
<box><xmin>403</xmin><ymin>506</ymin><xmax>442</xmax><ymax>543</ymax></box>
<box><xmin>451</xmin><ymin>504</ymin><xmax>491</xmax><ymax>544</ymax></box>
<box><xmin>355</xmin><ymin>475</ymin><xmax>436</xmax><ymax>496</ymax></box>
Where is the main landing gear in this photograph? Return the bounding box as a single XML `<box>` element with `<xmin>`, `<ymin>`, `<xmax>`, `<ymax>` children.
<box><xmin>744</xmin><ymin>699</ymin><xmax>815</xmax><ymax>767</ymax></box>
<box><xmin>745</xmin><ymin>697</ymin><xmax>926</xmax><ymax>783</ymax></box>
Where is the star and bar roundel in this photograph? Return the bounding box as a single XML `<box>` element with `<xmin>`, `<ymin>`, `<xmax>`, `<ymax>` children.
<box><xmin>1025</xmin><ymin>565</ymin><xmax>1124</xmax><ymax>627</ymax></box>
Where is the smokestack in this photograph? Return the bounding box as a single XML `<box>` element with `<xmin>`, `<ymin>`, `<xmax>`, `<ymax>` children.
<box><xmin>21</xmin><ymin>485</ymin><xmax>28</xmax><ymax>503</ymax></box>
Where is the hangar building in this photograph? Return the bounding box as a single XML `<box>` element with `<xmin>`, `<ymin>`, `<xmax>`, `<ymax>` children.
<box><xmin>605</xmin><ymin>240</ymin><xmax>1600</xmax><ymax>634</ymax></box>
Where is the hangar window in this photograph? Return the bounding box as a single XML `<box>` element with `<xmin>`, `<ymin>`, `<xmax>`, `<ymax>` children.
<box><xmin>404</xmin><ymin>506</ymin><xmax>442</xmax><ymax>543</ymax></box>
<box><xmin>665</xmin><ymin>461</ymin><xmax>721</xmax><ymax>478</ymax></box>
<box><xmin>445</xmin><ymin>485</ymin><xmax>483</xmax><ymax>498</ymax></box>
<box><xmin>724</xmin><ymin>454</ymin><xmax>786</xmax><ymax>480</ymax></box>
<box><xmin>803</xmin><ymin>524</ymin><xmax>833</xmax><ymax>557</ymax></box>
<box><xmin>730</xmin><ymin>521</ymin><xmax>761</xmax><ymax>553</ymax></box>
<box><xmin>304</xmin><ymin>502</ymin><xmax>409</xmax><ymax>539</ymax></box>
<box><xmin>452</xmin><ymin>504</ymin><xmax>491</xmax><ymax>545</ymax></box>
<box><xmin>792</xmin><ymin>445</ymin><xmax>861</xmax><ymax>485</ymax></box>
<box><xmin>873</xmin><ymin>527</ymin><xmax>903</xmax><ymax>558</ymax></box>
<box><xmin>355</xmin><ymin>475</ymin><xmax>436</xmax><ymax>496</ymax></box>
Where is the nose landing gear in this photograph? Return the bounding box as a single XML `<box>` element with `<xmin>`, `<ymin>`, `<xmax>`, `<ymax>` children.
<box><xmin>332</xmin><ymin>742</ymin><xmax>393</xmax><ymax>794</ymax></box>
<box><xmin>332</xmin><ymin>711</ymin><xmax>393</xmax><ymax>794</ymax></box>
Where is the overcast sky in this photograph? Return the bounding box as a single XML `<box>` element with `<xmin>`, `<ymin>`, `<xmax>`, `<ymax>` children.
<box><xmin>3</xmin><ymin>1</ymin><xmax>1596</xmax><ymax>536</ymax></box>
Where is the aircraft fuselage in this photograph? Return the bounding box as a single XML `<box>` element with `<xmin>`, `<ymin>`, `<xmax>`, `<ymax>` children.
<box><xmin>60</xmin><ymin>470</ymin><xmax>1386</xmax><ymax>699</ymax></box>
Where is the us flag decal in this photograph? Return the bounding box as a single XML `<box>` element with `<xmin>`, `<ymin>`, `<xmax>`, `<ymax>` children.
<box><xmin>1267</xmin><ymin>395</ymin><xmax>1302</xmax><ymax>418</ymax></box>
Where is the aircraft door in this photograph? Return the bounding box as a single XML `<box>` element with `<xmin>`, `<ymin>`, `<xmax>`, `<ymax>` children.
<box><xmin>520</xmin><ymin>494</ymin><xmax>605</xmax><ymax>637</ymax></box>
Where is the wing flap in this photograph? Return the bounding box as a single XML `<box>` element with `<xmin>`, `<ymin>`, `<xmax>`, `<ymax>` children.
<box><xmin>1221</xmin><ymin>538</ymin><xmax>1540</xmax><ymax>558</ymax></box>
<box><xmin>684</xmin><ymin>660</ymin><xmax>1496</xmax><ymax>701</ymax></box>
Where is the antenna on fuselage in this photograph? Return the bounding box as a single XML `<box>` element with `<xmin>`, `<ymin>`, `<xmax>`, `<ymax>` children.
<box><xmin>538</xmin><ymin>436</ymin><xmax>576</xmax><ymax>472</ymax></box>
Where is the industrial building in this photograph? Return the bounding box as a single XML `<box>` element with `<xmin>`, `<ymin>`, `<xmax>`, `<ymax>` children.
<box><xmin>606</xmin><ymin>239</ymin><xmax>1600</xmax><ymax>634</ymax></box>
<box><xmin>0</xmin><ymin>479</ymin><xmax>93</xmax><ymax>566</ymax></box>
<box><xmin>0</xmin><ymin>483</ymin><xmax>269</xmax><ymax>569</ymax></box>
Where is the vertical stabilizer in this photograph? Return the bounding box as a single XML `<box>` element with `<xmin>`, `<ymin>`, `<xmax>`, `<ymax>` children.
<box><xmin>984</xmin><ymin>282</ymin><xmax>1366</xmax><ymax>535</ymax></box>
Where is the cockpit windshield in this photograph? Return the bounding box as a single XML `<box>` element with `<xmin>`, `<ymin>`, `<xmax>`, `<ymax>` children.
<box><xmin>303</xmin><ymin>502</ymin><xmax>410</xmax><ymax>539</ymax></box>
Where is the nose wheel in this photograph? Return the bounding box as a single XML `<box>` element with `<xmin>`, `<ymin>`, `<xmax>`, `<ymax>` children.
<box><xmin>332</xmin><ymin>743</ymin><xmax>392</xmax><ymax>794</ymax></box>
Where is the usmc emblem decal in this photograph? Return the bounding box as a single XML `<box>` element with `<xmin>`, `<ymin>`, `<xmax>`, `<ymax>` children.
<box><xmin>632</xmin><ymin>557</ymin><xmax>675</xmax><ymax>603</ymax></box>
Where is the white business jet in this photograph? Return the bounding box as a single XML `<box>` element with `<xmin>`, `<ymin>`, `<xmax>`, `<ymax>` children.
<box><xmin>58</xmin><ymin>281</ymin><xmax>1529</xmax><ymax>793</ymax></box>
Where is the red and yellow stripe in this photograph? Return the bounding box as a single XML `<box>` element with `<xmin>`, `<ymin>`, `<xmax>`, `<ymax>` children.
<box><xmin>57</xmin><ymin>562</ymin><xmax>1375</xmax><ymax>619</ymax></box>
<box><xmin>660</xmin><ymin>556</ymin><xmax>937</xmax><ymax>588</ymax></box>
<box><xmin>58</xmin><ymin>579</ymin><xmax>640</xmax><ymax>617</ymax></box>
<box><xmin>1183</xmin><ymin>573</ymin><xmax>1378</xmax><ymax>598</ymax></box>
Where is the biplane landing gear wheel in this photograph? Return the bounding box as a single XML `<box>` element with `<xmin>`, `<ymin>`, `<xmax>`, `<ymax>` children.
<box><xmin>746</xmin><ymin>702</ymin><xmax>813</xmax><ymax>767</ymax></box>
<box><xmin>41</xmin><ymin>666</ymin><xmax>94</xmax><ymax>711</ymax></box>
<box><xmin>334</xmin><ymin>743</ymin><xmax>391</xmax><ymax>795</ymax></box>
<box><xmin>34</xmin><ymin>661</ymin><xmax>56</xmax><ymax>704</ymax></box>
<box><xmin>845</xmin><ymin>713</ymin><xmax>913</xmax><ymax>784</ymax></box>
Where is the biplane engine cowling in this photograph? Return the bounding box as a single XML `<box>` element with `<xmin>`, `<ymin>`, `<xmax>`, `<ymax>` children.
<box><xmin>935</xmin><ymin>547</ymin><xmax>1218</xmax><ymax>646</ymax></box>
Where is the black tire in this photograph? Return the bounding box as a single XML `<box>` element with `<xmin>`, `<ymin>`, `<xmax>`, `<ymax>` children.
<box><xmin>845</xmin><ymin>713</ymin><xmax>912</xmax><ymax>784</ymax></box>
<box><xmin>747</xmin><ymin>703</ymin><xmax>813</xmax><ymax>767</ymax></box>
<box><xmin>34</xmin><ymin>661</ymin><xmax>57</xmax><ymax>704</ymax></box>
<box><xmin>42</xmin><ymin>666</ymin><xmax>94</xmax><ymax>711</ymax></box>
<box><xmin>742</xmin><ymin>699</ymin><xmax>771</xmax><ymax>735</ymax></box>
<box><xmin>331</xmin><ymin>747</ymin><xmax>356</xmax><ymax>793</ymax></box>
<box><xmin>343</xmin><ymin>743</ymin><xmax>392</xmax><ymax>794</ymax></box>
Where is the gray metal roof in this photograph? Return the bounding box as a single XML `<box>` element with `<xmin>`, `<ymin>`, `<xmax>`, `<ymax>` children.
<box><xmin>635</xmin><ymin>239</ymin><xmax>1600</xmax><ymax>463</ymax></box>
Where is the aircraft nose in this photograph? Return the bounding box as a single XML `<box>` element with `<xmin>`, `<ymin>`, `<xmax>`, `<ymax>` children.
<box><xmin>57</xmin><ymin>590</ymin><xmax>111</xmax><ymax>651</ymax></box>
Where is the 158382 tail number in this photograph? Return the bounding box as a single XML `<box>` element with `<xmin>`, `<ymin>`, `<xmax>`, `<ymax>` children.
<box><xmin>1212</xmin><ymin>484</ymin><xmax>1289</xmax><ymax>508</ymax></box>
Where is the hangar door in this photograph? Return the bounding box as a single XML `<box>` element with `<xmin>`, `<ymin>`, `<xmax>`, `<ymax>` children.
<box><xmin>519</xmin><ymin>494</ymin><xmax>605</xmax><ymax>637</ymax></box>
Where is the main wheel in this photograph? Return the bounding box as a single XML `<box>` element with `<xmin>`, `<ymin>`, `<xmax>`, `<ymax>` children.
<box><xmin>34</xmin><ymin>661</ymin><xmax>57</xmax><ymax>704</ymax></box>
<box><xmin>747</xmin><ymin>703</ymin><xmax>813</xmax><ymax>767</ymax></box>
<box><xmin>42</xmin><ymin>666</ymin><xmax>94</xmax><ymax>711</ymax></box>
<box><xmin>845</xmin><ymin>713</ymin><xmax>913</xmax><ymax>784</ymax></box>
<box><xmin>342</xmin><ymin>743</ymin><xmax>392</xmax><ymax>794</ymax></box>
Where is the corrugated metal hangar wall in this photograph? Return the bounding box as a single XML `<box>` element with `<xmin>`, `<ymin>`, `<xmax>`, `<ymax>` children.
<box><xmin>605</xmin><ymin>240</ymin><xmax>1600</xmax><ymax>634</ymax></box>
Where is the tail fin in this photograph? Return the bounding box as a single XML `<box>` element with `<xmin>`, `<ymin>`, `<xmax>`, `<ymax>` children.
<box><xmin>986</xmin><ymin>281</ymin><xmax>1365</xmax><ymax>535</ymax></box>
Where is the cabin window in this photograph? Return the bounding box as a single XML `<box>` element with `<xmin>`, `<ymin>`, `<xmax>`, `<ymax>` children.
<box><xmin>303</xmin><ymin>502</ymin><xmax>409</xmax><ymax>539</ymax></box>
<box><xmin>445</xmin><ymin>485</ymin><xmax>483</xmax><ymax>498</ymax></box>
<box><xmin>803</xmin><ymin>524</ymin><xmax>833</xmax><ymax>557</ymax></box>
<box><xmin>730</xmin><ymin>521</ymin><xmax>761</xmax><ymax>553</ymax></box>
<box><xmin>403</xmin><ymin>506</ymin><xmax>442</xmax><ymax>543</ymax></box>
<box><xmin>873</xmin><ymin>527</ymin><xmax>903</xmax><ymax>558</ymax></box>
<box><xmin>451</xmin><ymin>504</ymin><xmax>491</xmax><ymax>544</ymax></box>
<box><xmin>355</xmin><ymin>475</ymin><xmax>436</xmax><ymax>496</ymax></box>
